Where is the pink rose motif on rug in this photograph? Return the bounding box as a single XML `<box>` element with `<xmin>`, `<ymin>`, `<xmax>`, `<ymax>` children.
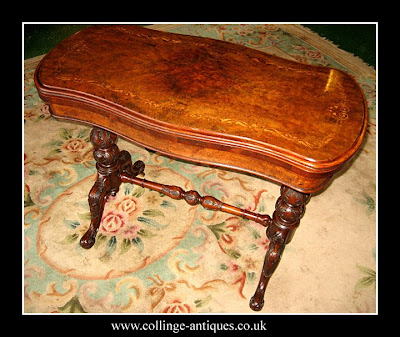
<box><xmin>37</xmin><ymin>167</ymin><xmax>198</xmax><ymax>279</ymax></box>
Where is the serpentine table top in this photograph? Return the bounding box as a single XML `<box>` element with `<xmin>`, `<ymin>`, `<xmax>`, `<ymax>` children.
<box><xmin>34</xmin><ymin>24</ymin><xmax>368</xmax><ymax>194</ymax></box>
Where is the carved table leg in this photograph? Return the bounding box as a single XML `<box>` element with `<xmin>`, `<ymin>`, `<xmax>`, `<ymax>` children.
<box><xmin>80</xmin><ymin>127</ymin><xmax>146</xmax><ymax>249</ymax></box>
<box><xmin>249</xmin><ymin>185</ymin><xmax>310</xmax><ymax>311</ymax></box>
<box><xmin>80</xmin><ymin>127</ymin><xmax>122</xmax><ymax>249</ymax></box>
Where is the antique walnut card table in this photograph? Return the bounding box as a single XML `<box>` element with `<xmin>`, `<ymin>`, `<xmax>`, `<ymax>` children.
<box><xmin>34</xmin><ymin>25</ymin><xmax>368</xmax><ymax>311</ymax></box>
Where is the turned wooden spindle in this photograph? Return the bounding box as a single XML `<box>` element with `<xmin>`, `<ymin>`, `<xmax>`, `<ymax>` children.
<box><xmin>120</xmin><ymin>173</ymin><xmax>272</xmax><ymax>228</ymax></box>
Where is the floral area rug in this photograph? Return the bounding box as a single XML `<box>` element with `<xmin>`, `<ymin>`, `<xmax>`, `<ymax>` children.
<box><xmin>24</xmin><ymin>24</ymin><xmax>376</xmax><ymax>313</ymax></box>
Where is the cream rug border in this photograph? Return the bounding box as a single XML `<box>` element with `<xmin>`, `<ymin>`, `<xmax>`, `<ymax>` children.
<box><xmin>24</xmin><ymin>54</ymin><xmax>46</xmax><ymax>68</ymax></box>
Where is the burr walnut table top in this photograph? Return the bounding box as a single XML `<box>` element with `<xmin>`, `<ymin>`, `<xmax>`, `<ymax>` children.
<box><xmin>34</xmin><ymin>25</ymin><xmax>368</xmax><ymax>193</ymax></box>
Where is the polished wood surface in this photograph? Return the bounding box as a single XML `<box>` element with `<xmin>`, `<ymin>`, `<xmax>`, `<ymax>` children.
<box><xmin>34</xmin><ymin>25</ymin><xmax>367</xmax><ymax>193</ymax></box>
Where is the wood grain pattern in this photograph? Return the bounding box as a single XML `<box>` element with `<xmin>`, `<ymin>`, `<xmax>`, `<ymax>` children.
<box><xmin>34</xmin><ymin>25</ymin><xmax>367</xmax><ymax>193</ymax></box>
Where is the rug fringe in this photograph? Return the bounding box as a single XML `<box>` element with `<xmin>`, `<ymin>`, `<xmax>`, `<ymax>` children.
<box><xmin>279</xmin><ymin>24</ymin><xmax>375</xmax><ymax>78</ymax></box>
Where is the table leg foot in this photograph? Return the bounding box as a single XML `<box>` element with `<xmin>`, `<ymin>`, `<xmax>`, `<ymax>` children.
<box><xmin>249</xmin><ymin>293</ymin><xmax>265</xmax><ymax>311</ymax></box>
<box><xmin>250</xmin><ymin>186</ymin><xmax>310</xmax><ymax>311</ymax></box>
<box><xmin>80</xmin><ymin>179</ymin><xmax>109</xmax><ymax>249</ymax></box>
